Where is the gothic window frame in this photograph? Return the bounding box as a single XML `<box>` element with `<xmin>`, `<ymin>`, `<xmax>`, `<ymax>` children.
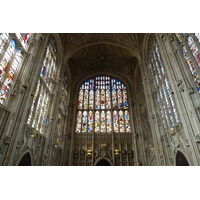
<box><xmin>27</xmin><ymin>35</ymin><xmax>58</xmax><ymax>135</ymax></box>
<box><xmin>75</xmin><ymin>75</ymin><xmax>132</xmax><ymax>134</ymax></box>
<box><xmin>174</xmin><ymin>33</ymin><xmax>200</xmax><ymax>94</ymax></box>
<box><xmin>0</xmin><ymin>33</ymin><xmax>33</xmax><ymax>106</ymax></box>
<box><xmin>147</xmin><ymin>38</ymin><xmax>180</xmax><ymax>132</ymax></box>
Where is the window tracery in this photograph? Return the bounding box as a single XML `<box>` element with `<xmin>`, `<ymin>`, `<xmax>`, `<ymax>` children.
<box><xmin>0</xmin><ymin>33</ymin><xmax>29</xmax><ymax>105</ymax></box>
<box><xmin>175</xmin><ymin>33</ymin><xmax>200</xmax><ymax>93</ymax></box>
<box><xmin>27</xmin><ymin>35</ymin><xmax>57</xmax><ymax>134</ymax></box>
<box><xmin>148</xmin><ymin>42</ymin><xmax>179</xmax><ymax>131</ymax></box>
<box><xmin>75</xmin><ymin>76</ymin><xmax>131</xmax><ymax>133</ymax></box>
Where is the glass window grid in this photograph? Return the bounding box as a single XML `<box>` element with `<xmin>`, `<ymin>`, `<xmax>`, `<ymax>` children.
<box><xmin>75</xmin><ymin>75</ymin><xmax>131</xmax><ymax>133</ymax></box>
<box><xmin>0</xmin><ymin>34</ymin><xmax>26</xmax><ymax>105</ymax></box>
<box><xmin>27</xmin><ymin>36</ymin><xmax>57</xmax><ymax>134</ymax></box>
<box><xmin>175</xmin><ymin>33</ymin><xmax>200</xmax><ymax>93</ymax></box>
<box><xmin>149</xmin><ymin>42</ymin><xmax>179</xmax><ymax>132</ymax></box>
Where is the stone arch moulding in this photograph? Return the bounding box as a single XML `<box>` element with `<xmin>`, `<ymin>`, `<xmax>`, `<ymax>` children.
<box><xmin>94</xmin><ymin>157</ymin><xmax>113</xmax><ymax>166</ymax></box>
<box><xmin>15</xmin><ymin>150</ymin><xmax>33</xmax><ymax>166</ymax></box>
<box><xmin>175</xmin><ymin>149</ymin><xmax>191</xmax><ymax>166</ymax></box>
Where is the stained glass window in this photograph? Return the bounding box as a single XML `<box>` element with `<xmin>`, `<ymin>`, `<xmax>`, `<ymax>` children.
<box><xmin>149</xmin><ymin>43</ymin><xmax>179</xmax><ymax>131</ymax></box>
<box><xmin>27</xmin><ymin>35</ymin><xmax>57</xmax><ymax>134</ymax></box>
<box><xmin>0</xmin><ymin>36</ymin><xmax>23</xmax><ymax>105</ymax></box>
<box><xmin>16</xmin><ymin>33</ymin><xmax>32</xmax><ymax>49</ymax></box>
<box><xmin>175</xmin><ymin>33</ymin><xmax>200</xmax><ymax>93</ymax></box>
<box><xmin>75</xmin><ymin>76</ymin><xmax>131</xmax><ymax>133</ymax></box>
<box><xmin>0</xmin><ymin>33</ymin><xmax>9</xmax><ymax>55</ymax></box>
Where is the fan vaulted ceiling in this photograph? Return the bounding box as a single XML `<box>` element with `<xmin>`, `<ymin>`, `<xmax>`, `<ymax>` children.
<box><xmin>59</xmin><ymin>33</ymin><xmax>146</xmax><ymax>84</ymax></box>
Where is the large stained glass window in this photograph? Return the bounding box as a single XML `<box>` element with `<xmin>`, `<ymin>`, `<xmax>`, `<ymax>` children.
<box><xmin>0</xmin><ymin>34</ymin><xmax>24</xmax><ymax>105</ymax></box>
<box><xmin>27</xmin><ymin>35</ymin><xmax>57</xmax><ymax>134</ymax></box>
<box><xmin>175</xmin><ymin>33</ymin><xmax>200</xmax><ymax>93</ymax></box>
<box><xmin>149</xmin><ymin>43</ymin><xmax>179</xmax><ymax>131</ymax></box>
<box><xmin>75</xmin><ymin>76</ymin><xmax>131</xmax><ymax>133</ymax></box>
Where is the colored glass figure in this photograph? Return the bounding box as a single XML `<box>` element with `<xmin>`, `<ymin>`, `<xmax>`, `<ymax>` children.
<box><xmin>153</xmin><ymin>53</ymin><xmax>162</xmax><ymax>80</ymax></box>
<box><xmin>117</xmin><ymin>89</ymin><xmax>123</xmax><ymax>109</ymax></box>
<box><xmin>119</xmin><ymin>110</ymin><xmax>125</xmax><ymax>132</ymax></box>
<box><xmin>124</xmin><ymin>110</ymin><xmax>131</xmax><ymax>132</ymax></box>
<box><xmin>0</xmin><ymin>40</ymin><xmax>16</xmax><ymax>81</ymax></box>
<box><xmin>101</xmin><ymin>89</ymin><xmax>105</xmax><ymax>109</ymax></box>
<box><xmin>101</xmin><ymin>111</ymin><xmax>106</xmax><ymax>132</ymax></box>
<box><xmin>112</xmin><ymin>89</ymin><xmax>117</xmax><ymax>109</ymax></box>
<box><xmin>76</xmin><ymin>111</ymin><xmax>82</xmax><ymax>132</ymax></box>
<box><xmin>106</xmin><ymin>89</ymin><xmax>111</xmax><ymax>109</ymax></box>
<box><xmin>0</xmin><ymin>33</ymin><xmax>9</xmax><ymax>55</ymax></box>
<box><xmin>40</xmin><ymin>42</ymin><xmax>56</xmax><ymax>92</ymax></box>
<box><xmin>83</xmin><ymin>90</ymin><xmax>89</xmax><ymax>109</ymax></box>
<box><xmin>95</xmin><ymin>111</ymin><xmax>100</xmax><ymax>132</ymax></box>
<box><xmin>123</xmin><ymin>90</ymin><xmax>128</xmax><ymax>109</ymax></box>
<box><xmin>82</xmin><ymin>111</ymin><xmax>88</xmax><ymax>133</ymax></box>
<box><xmin>0</xmin><ymin>49</ymin><xmax>23</xmax><ymax>104</ymax></box>
<box><xmin>90</xmin><ymin>79</ymin><xmax>94</xmax><ymax>89</ymax></box>
<box><xmin>113</xmin><ymin>110</ymin><xmax>119</xmax><ymax>132</ymax></box>
<box><xmin>106</xmin><ymin>111</ymin><xmax>112</xmax><ymax>132</ymax></box>
<box><xmin>89</xmin><ymin>90</ymin><xmax>94</xmax><ymax>109</ymax></box>
<box><xmin>16</xmin><ymin>33</ymin><xmax>31</xmax><ymax>49</ymax></box>
<box><xmin>78</xmin><ymin>90</ymin><xmax>83</xmax><ymax>109</ymax></box>
<box><xmin>95</xmin><ymin>90</ymin><xmax>100</xmax><ymax>109</ymax></box>
<box><xmin>88</xmin><ymin>111</ymin><xmax>93</xmax><ymax>132</ymax></box>
<box><xmin>187</xmin><ymin>36</ymin><xmax>200</xmax><ymax>68</ymax></box>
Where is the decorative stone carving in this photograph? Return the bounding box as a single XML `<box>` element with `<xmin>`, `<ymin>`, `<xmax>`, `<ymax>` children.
<box><xmin>195</xmin><ymin>134</ymin><xmax>200</xmax><ymax>143</ymax></box>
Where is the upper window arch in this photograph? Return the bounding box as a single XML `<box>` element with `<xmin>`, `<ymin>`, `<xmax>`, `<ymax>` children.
<box><xmin>75</xmin><ymin>75</ymin><xmax>131</xmax><ymax>133</ymax></box>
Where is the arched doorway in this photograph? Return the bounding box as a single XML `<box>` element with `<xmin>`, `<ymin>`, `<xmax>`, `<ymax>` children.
<box><xmin>17</xmin><ymin>152</ymin><xmax>32</xmax><ymax>166</ymax></box>
<box><xmin>176</xmin><ymin>151</ymin><xmax>190</xmax><ymax>166</ymax></box>
<box><xmin>94</xmin><ymin>158</ymin><xmax>112</xmax><ymax>166</ymax></box>
<box><xmin>96</xmin><ymin>159</ymin><xmax>111</xmax><ymax>166</ymax></box>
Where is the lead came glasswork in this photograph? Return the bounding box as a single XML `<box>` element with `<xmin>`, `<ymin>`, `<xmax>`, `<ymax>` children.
<box><xmin>175</xmin><ymin>33</ymin><xmax>200</xmax><ymax>93</ymax></box>
<box><xmin>75</xmin><ymin>75</ymin><xmax>131</xmax><ymax>133</ymax></box>
<box><xmin>0</xmin><ymin>33</ymin><xmax>9</xmax><ymax>55</ymax></box>
<box><xmin>27</xmin><ymin>35</ymin><xmax>57</xmax><ymax>134</ymax></box>
<box><xmin>149</xmin><ymin>43</ymin><xmax>179</xmax><ymax>131</ymax></box>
